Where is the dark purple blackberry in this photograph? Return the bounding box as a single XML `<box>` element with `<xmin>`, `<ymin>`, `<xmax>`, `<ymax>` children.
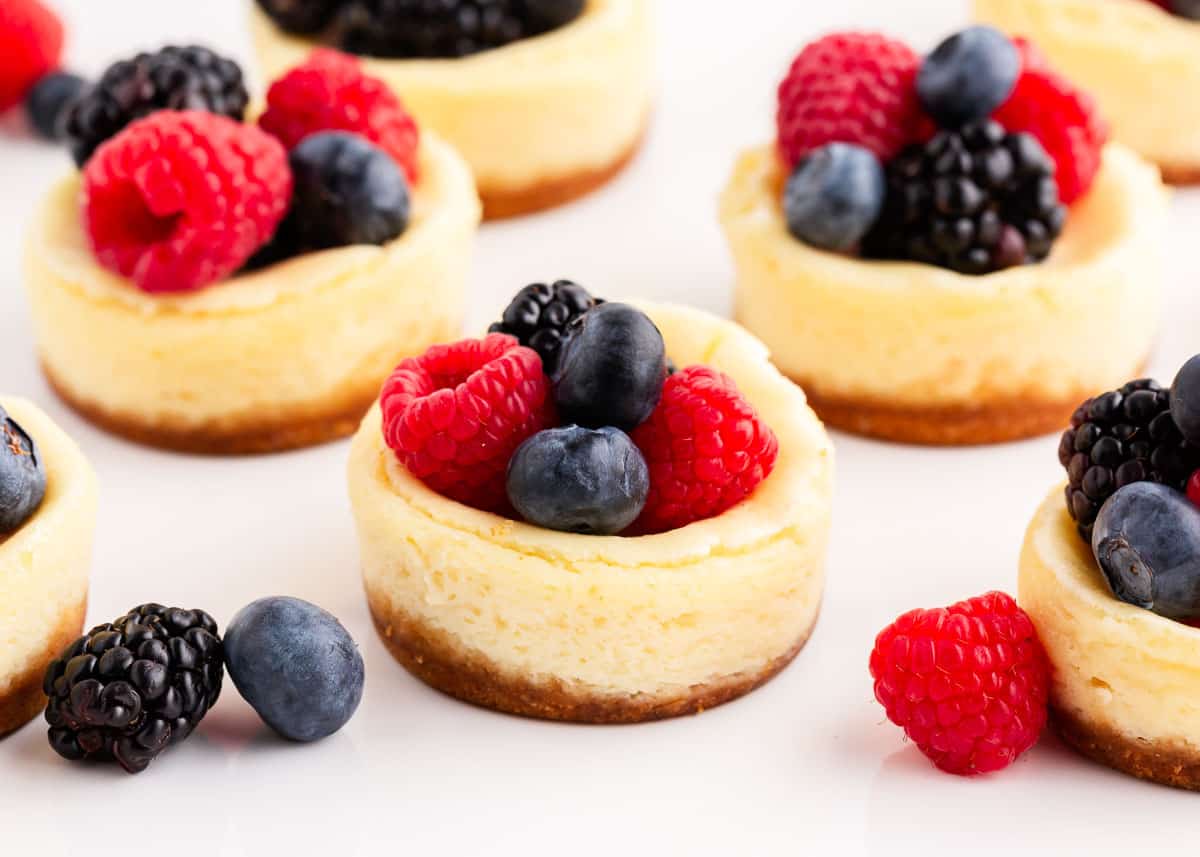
<box><xmin>255</xmin><ymin>0</ymin><xmax>343</xmax><ymax>33</ymax></box>
<box><xmin>43</xmin><ymin>604</ymin><xmax>224</xmax><ymax>774</ymax></box>
<box><xmin>863</xmin><ymin>120</ymin><xmax>1067</xmax><ymax>275</ymax></box>
<box><xmin>489</xmin><ymin>280</ymin><xmax>601</xmax><ymax>374</ymax></box>
<box><xmin>63</xmin><ymin>45</ymin><xmax>249</xmax><ymax>167</ymax></box>
<box><xmin>331</xmin><ymin>0</ymin><xmax>584</xmax><ymax>59</ymax></box>
<box><xmin>1059</xmin><ymin>379</ymin><xmax>1200</xmax><ymax>540</ymax></box>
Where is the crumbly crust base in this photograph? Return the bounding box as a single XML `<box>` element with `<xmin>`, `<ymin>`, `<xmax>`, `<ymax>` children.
<box><xmin>1053</xmin><ymin>705</ymin><xmax>1200</xmax><ymax>791</ymax></box>
<box><xmin>1159</xmin><ymin>162</ymin><xmax>1200</xmax><ymax>186</ymax></box>
<box><xmin>0</xmin><ymin>599</ymin><xmax>86</xmax><ymax>739</ymax></box>
<box><xmin>43</xmin><ymin>361</ymin><xmax>385</xmax><ymax>456</ymax></box>
<box><xmin>366</xmin><ymin>587</ymin><xmax>817</xmax><ymax>723</ymax></box>
<box><xmin>478</xmin><ymin>125</ymin><xmax>645</xmax><ymax>220</ymax></box>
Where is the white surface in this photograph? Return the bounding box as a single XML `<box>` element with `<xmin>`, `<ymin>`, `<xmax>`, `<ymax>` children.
<box><xmin>2</xmin><ymin>1</ymin><xmax>1199</xmax><ymax>853</ymax></box>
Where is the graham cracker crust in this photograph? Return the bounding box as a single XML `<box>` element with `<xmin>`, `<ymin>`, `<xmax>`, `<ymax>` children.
<box><xmin>478</xmin><ymin>126</ymin><xmax>645</xmax><ymax>220</ymax></box>
<box><xmin>367</xmin><ymin>589</ymin><xmax>815</xmax><ymax>723</ymax></box>
<box><xmin>1053</xmin><ymin>705</ymin><xmax>1200</xmax><ymax>791</ymax></box>
<box><xmin>1159</xmin><ymin>162</ymin><xmax>1200</xmax><ymax>186</ymax></box>
<box><xmin>42</xmin><ymin>361</ymin><xmax>381</xmax><ymax>456</ymax></box>
<box><xmin>0</xmin><ymin>599</ymin><xmax>86</xmax><ymax>739</ymax></box>
<box><xmin>793</xmin><ymin>379</ymin><xmax>1106</xmax><ymax>446</ymax></box>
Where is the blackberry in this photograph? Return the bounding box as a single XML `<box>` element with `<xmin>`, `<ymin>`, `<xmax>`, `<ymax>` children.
<box><xmin>63</xmin><ymin>45</ymin><xmax>249</xmax><ymax>167</ymax></box>
<box><xmin>43</xmin><ymin>604</ymin><xmax>224</xmax><ymax>774</ymax></box>
<box><xmin>489</xmin><ymin>280</ymin><xmax>602</xmax><ymax>374</ymax></box>
<box><xmin>863</xmin><ymin>120</ymin><xmax>1067</xmax><ymax>275</ymax></box>
<box><xmin>255</xmin><ymin>0</ymin><xmax>343</xmax><ymax>33</ymax></box>
<box><xmin>331</xmin><ymin>0</ymin><xmax>584</xmax><ymax>59</ymax></box>
<box><xmin>1058</xmin><ymin>380</ymin><xmax>1200</xmax><ymax>541</ymax></box>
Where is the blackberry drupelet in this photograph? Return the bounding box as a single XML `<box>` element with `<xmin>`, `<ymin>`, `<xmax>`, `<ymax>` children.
<box><xmin>43</xmin><ymin>604</ymin><xmax>224</xmax><ymax>774</ymax></box>
<box><xmin>863</xmin><ymin>120</ymin><xmax>1067</xmax><ymax>275</ymax></box>
<box><xmin>63</xmin><ymin>45</ymin><xmax>249</xmax><ymax>166</ymax></box>
<box><xmin>331</xmin><ymin>0</ymin><xmax>583</xmax><ymax>59</ymax></box>
<box><xmin>489</xmin><ymin>280</ymin><xmax>602</xmax><ymax>374</ymax></box>
<box><xmin>255</xmin><ymin>0</ymin><xmax>343</xmax><ymax>33</ymax></box>
<box><xmin>1058</xmin><ymin>380</ymin><xmax>1200</xmax><ymax>540</ymax></box>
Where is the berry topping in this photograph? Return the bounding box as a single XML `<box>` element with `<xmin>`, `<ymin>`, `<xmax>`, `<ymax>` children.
<box><xmin>916</xmin><ymin>26</ymin><xmax>1020</xmax><ymax>129</ymax></box>
<box><xmin>1171</xmin><ymin>354</ymin><xmax>1200</xmax><ymax>447</ymax></box>
<box><xmin>43</xmin><ymin>604</ymin><xmax>224</xmax><ymax>774</ymax></box>
<box><xmin>507</xmin><ymin>426</ymin><xmax>649</xmax><ymax>535</ymax></box>
<box><xmin>630</xmin><ymin>366</ymin><xmax>778</xmax><ymax>535</ymax></box>
<box><xmin>0</xmin><ymin>409</ymin><xmax>46</xmax><ymax>537</ymax></box>
<box><xmin>271</xmin><ymin>131</ymin><xmax>411</xmax><ymax>256</ymax></box>
<box><xmin>82</xmin><ymin>111</ymin><xmax>292</xmax><ymax>293</ymax></box>
<box><xmin>1189</xmin><ymin>470</ymin><xmax>1200</xmax><ymax>508</ymax></box>
<box><xmin>992</xmin><ymin>39</ymin><xmax>1108</xmax><ymax>205</ymax></box>
<box><xmin>224</xmin><ymin>597</ymin><xmax>364</xmax><ymax>742</ymax></box>
<box><xmin>260</xmin><ymin>49</ymin><xmax>420</xmax><ymax>184</ymax></box>
<box><xmin>1059</xmin><ymin>379</ymin><xmax>1200</xmax><ymax>540</ymax></box>
<box><xmin>488</xmin><ymin>280</ymin><xmax>603</xmax><ymax>375</ymax></box>
<box><xmin>63</xmin><ymin>45</ymin><xmax>249</xmax><ymax>167</ymax></box>
<box><xmin>330</xmin><ymin>0</ymin><xmax>585</xmax><ymax>59</ymax></box>
<box><xmin>380</xmin><ymin>334</ymin><xmax>555</xmax><ymax>514</ymax></box>
<box><xmin>776</xmin><ymin>32</ymin><xmax>924</xmax><ymax>167</ymax></box>
<box><xmin>869</xmin><ymin>591</ymin><xmax>1050</xmax><ymax>776</ymax></box>
<box><xmin>552</xmin><ymin>303</ymin><xmax>667</xmax><ymax>432</ymax></box>
<box><xmin>1093</xmin><ymin>483</ymin><xmax>1200</xmax><ymax>619</ymax></box>
<box><xmin>1169</xmin><ymin>0</ymin><xmax>1200</xmax><ymax>19</ymax></box>
<box><xmin>783</xmin><ymin>142</ymin><xmax>885</xmax><ymax>252</ymax></box>
<box><xmin>0</xmin><ymin>0</ymin><xmax>63</xmax><ymax>112</ymax></box>
<box><xmin>25</xmin><ymin>71</ymin><xmax>86</xmax><ymax>141</ymax></box>
<box><xmin>255</xmin><ymin>0</ymin><xmax>341</xmax><ymax>33</ymax></box>
<box><xmin>863</xmin><ymin>120</ymin><xmax>1066</xmax><ymax>275</ymax></box>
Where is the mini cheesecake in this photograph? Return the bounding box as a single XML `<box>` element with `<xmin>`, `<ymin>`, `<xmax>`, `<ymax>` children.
<box><xmin>249</xmin><ymin>0</ymin><xmax>653</xmax><ymax>219</ymax></box>
<box><xmin>24</xmin><ymin>133</ymin><xmax>480</xmax><ymax>455</ymax></box>
<box><xmin>0</xmin><ymin>398</ymin><xmax>97</xmax><ymax>738</ymax></box>
<box><xmin>1020</xmin><ymin>488</ymin><xmax>1200</xmax><ymax>789</ymax></box>
<box><xmin>720</xmin><ymin>143</ymin><xmax>1168</xmax><ymax>445</ymax></box>
<box><xmin>348</xmin><ymin>303</ymin><xmax>833</xmax><ymax>723</ymax></box>
<box><xmin>976</xmin><ymin>0</ymin><xmax>1200</xmax><ymax>184</ymax></box>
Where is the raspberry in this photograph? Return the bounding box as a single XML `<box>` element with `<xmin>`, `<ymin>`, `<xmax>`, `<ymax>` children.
<box><xmin>992</xmin><ymin>39</ymin><xmax>1108</xmax><ymax>204</ymax></box>
<box><xmin>869</xmin><ymin>591</ymin><xmax>1050</xmax><ymax>776</ymax></box>
<box><xmin>82</xmin><ymin>111</ymin><xmax>292</xmax><ymax>294</ymax></box>
<box><xmin>776</xmin><ymin>32</ymin><xmax>925</xmax><ymax>167</ymax></box>
<box><xmin>630</xmin><ymin>366</ymin><xmax>778</xmax><ymax>534</ymax></box>
<box><xmin>380</xmin><ymin>334</ymin><xmax>555</xmax><ymax>514</ymax></box>
<box><xmin>259</xmin><ymin>49</ymin><xmax>420</xmax><ymax>184</ymax></box>
<box><xmin>0</xmin><ymin>0</ymin><xmax>63</xmax><ymax>111</ymax></box>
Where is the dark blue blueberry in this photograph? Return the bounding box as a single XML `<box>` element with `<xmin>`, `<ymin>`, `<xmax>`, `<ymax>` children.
<box><xmin>25</xmin><ymin>72</ymin><xmax>87</xmax><ymax>141</ymax></box>
<box><xmin>552</xmin><ymin>302</ymin><xmax>667</xmax><ymax>431</ymax></box>
<box><xmin>281</xmin><ymin>131</ymin><xmax>410</xmax><ymax>252</ymax></box>
<box><xmin>507</xmin><ymin>426</ymin><xmax>649</xmax><ymax>534</ymax></box>
<box><xmin>783</xmin><ymin>142</ymin><xmax>885</xmax><ymax>252</ymax></box>
<box><xmin>525</xmin><ymin>0</ymin><xmax>586</xmax><ymax>29</ymax></box>
<box><xmin>0</xmin><ymin>409</ymin><xmax>47</xmax><ymax>536</ymax></box>
<box><xmin>1092</xmin><ymin>482</ymin><xmax>1200</xmax><ymax>620</ymax></box>
<box><xmin>1170</xmin><ymin>354</ymin><xmax>1200</xmax><ymax>446</ymax></box>
<box><xmin>1170</xmin><ymin>0</ymin><xmax>1200</xmax><ymax>19</ymax></box>
<box><xmin>917</xmin><ymin>26</ymin><xmax>1020</xmax><ymax>128</ymax></box>
<box><xmin>224</xmin><ymin>597</ymin><xmax>364</xmax><ymax>742</ymax></box>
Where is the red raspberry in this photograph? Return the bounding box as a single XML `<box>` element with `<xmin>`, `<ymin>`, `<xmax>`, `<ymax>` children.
<box><xmin>0</xmin><ymin>0</ymin><xmax>63</xmax><ymax>111</ymax></box>
<box><xmin>992</xmin><ymin>39</ymin><xmax>1108</xmax><ymax>204</ymax></box>
<box><xmin>869</xmin><ymin>591</ymin><xmax>1050</xmax><ymax>776</ymax></box>
<box><xmin>1187</xmin><ymin>470</ymin><xmax>1200</xmax><ymax>508</ymax></box>
<box><xmin>82</xmin><ymin>111</ymin><xmax>292</xmax><ymax>294</ymax></box>
<box><xmin>380</xmin><ymin>334</ymin><xmax>555</xmax><ymax>514</ymax></box>
<box><xmin>630</xmin><ymin>366</ymin><xmax>778</xmax><ymax>535</ymax></box>
<box><xmin>259</xmin><ymin>49</ymin><xmax>420</xmax><ymax>184</ymax></box>
<box><xmin>777</xmin><ymin>32</ymin><xmax>925</xmax><ymax>167</ymax></box>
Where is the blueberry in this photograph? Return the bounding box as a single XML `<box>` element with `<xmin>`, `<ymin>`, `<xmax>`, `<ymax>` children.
<box><xmin>525</xmin><ymin>0</ymin><xmax>586</xmax><ymax>29</ymax></box>
<box><xmin>25</xmin><ymin>72</ymin><xmax>87</xmax><ymax>141</ymax></box>
<box><xmin>1092</xmin><ymin>482</ymin><xmax>1200</xmax><ymax>620</ymax></box>
<box><xmin>552</xmin><ymin>302</ymin><xmax>667</xmax><ymax>431</ymax></box>
<box><xmin>281</xmin><ymin>131</ymin><xmax>410</xmax><ymax>252</ymax></box>
<box><xmin>1170</xmin><ymin>0</ymin><xmax>1200</xmax><ymax>20</ymax></box>
<box><xmin>1170</xmin><ymin>354</ymin><xmax>1200</xmax><ymax>446</ymax></box>
<box><xmin>0</xmin><ymin>409</ymin><xmax>47</xmax><ymax>536</ymax></box>
<box><xmin>917</xmin><ymin>26</ymin><xmax>1020</xmax><ymax>128</ymax></box>
<box><xmin>507</xmin><ymin>426</ymin><xmax>649</xmax><ymax>534</ymax></box>
<box><xmin>223</xmin><ymin>597</ymin><xmax>364</xmax><ymax>742</ymax></box>
<box><xmin>783</xmin><ymin>143</ymin><xmax>885</xmax><ymax>252</ymax></box>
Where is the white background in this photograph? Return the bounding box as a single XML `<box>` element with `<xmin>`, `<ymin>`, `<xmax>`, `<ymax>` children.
<box><xmin>3</xmin><ymin>1</ymin><xmax>1199</xmax><ymax>853</ymax></box>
